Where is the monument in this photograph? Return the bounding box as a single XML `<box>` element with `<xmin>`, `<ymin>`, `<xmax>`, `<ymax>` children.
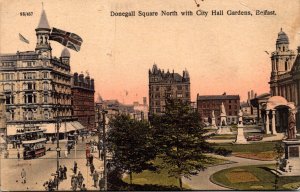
<box><xmin>279</xmin><ymin>110</ymin><xmax>300</xmax><ymax>176</ymax></box>
<box><xmin>220</xmin><ymin>102</ymin><xmax>227</xmax><ymax>126</ymax></box>
<box><xmin>217</xmin><ymin>103</ymin><xmax>232</xmax><ymax>135</ymax></box>
<box><xmin>210</xmin><ymin>110</ymin><xmax>218</xmax><ymax>129</ymax></box>
<box><xmin>234</xmin><ymin>109</ymin><xmax>248</xmax><ymax>144</ymax></box>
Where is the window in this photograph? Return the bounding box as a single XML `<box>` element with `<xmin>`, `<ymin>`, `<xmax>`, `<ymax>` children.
<box><xmin>285</xmin><ymin>61</ymin><xmax>288</xmax><ymax>71</ymax></box>
<box><xmin>229</xmin><ymin>105</ymin><xmax>231</xmax><ymax>109</ymax></box>
<box><xmin>5</xmin><ymin>95</ymin><xmax>14</xmax><ymax>104</ymax></box>
<box><xmin>44</xmin><ymin>110</ymin><xmax>49</xmax><ymax>119</ymax></box>
<box><xmin>24</xmin><ymin>72</ymin><xmax>36</xmax><ymax>79</ymax></box>
<box><xmin>43</xmin><ymin>82</ymin><xmax>49</xmax><ymax>91</ymax></box>
<box><xmin>3</xmin><ymin>73</ymin><xmax>14</xmax><ymax>80</ymax></box>
<box><xmin>44</xmin><ymin>95</ymin><xmax>48</xmax><ymax>103</ymax></box>
<box><xmin>177</xmin><ymin>85</ymin><xmax>182</xmax><ymax>90</ymax></box>
<box><xmin>4</xmin><ymin>84</ymin><xmax>11</xmax><ymax>91</ymax></box>
<box><xmin>43</xmin><ymin>72</ymin><xmax>48</xmax><ymax>79</ymax></box>
<box><xmin>25</xmin><ymin>94</ymin><xmax>36</xmax><ymax>104</ymax></box>
<box><xmin>177</xmin><ymin>93</ymin><xmax>183</xmax><ymax>98</ymax></box>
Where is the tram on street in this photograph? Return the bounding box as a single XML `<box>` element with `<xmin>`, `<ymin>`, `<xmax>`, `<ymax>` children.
<box><xmin>23</xmin><ymin>138</ymin><xmax>47</xmax><ymax>159</ymax></box>
<box><xmin>21</xmin><ymin>125</ymin><xmax>47</xmax><ymax>160</ymax></box>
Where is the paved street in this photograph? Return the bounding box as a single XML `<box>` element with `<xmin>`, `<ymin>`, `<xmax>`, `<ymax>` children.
<box><xmin>0</xmin><ymin>136</ymin><xmax>103</xmax><ymax>191</ymax></box>
<box><xmin>183</xmin><ymin>154</ymin><xmax>276</xmax><ymax>190</ymax></box>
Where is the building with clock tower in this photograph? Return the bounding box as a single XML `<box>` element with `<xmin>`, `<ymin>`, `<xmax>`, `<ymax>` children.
<box><xmin>0</xmin><ymin>9</ymin><xmax>84</xmax><ymax>140</ymax></box>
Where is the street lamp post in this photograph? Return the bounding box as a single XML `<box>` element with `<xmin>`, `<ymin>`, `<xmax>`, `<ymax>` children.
<box><xmin>56</xmin><ymin>104</ymin><xmax>61</xmax><ymax>191</ymax></box>
<box><xmin>102</xmin><ymin>110</ymin><xmax>108</xmax><ymax>191</ymax></box>
<box><xmin>97</xmin><ymin>105</ymin><xmax>101</xmax><ymax>159</ymax></box>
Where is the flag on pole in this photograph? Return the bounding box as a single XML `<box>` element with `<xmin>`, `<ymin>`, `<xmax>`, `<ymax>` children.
<box><xmin>49</xmin><ymin>27</ymin><xmax>83</xmax><ymax>52</ymax></box>
<box><xmin>19</xmin><ymin>33</ymin><xmax>29</xmax><ymax>44</ymax></box>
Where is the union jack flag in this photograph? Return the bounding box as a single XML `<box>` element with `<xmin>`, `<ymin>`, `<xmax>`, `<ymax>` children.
<box><xmin>49</xmin><ymin>27</ymin><xmax>83</xmax><ymax>52</ymax></box>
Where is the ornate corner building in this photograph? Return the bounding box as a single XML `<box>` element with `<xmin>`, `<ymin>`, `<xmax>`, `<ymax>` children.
<box><xmin>269</xmin><ymin>29</ymin><xmax>300</xmax><ymax>130</ymax></box>
<box><xmin>0</xmin><ymin>9</ymin><xmax>86</xmax><ymax>137</ymax></box>
<box><xmin>148</xmin><ymin>64</ymin><xmax>191</xmax><ymax>117</ymax></box>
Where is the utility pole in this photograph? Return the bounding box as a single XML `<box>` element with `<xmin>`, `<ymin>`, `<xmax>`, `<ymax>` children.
<box><xmin>96</xmin><ymin>104</ymin><xmax>101</xmax><ymax>158</ymax></box>
<box><xmin>102</xmin><ymin>110</ymin><xmax>108</xmax><ymax>191</ymax></box>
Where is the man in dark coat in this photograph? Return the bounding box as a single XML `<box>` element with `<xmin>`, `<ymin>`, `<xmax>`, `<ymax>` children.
<box><xmin>77</xmin><ymin>171</ymin><xmax>84</xmax><ymax>188</ymax></box>
<box><xmin>90</xmin><ymin>163</ymin><xmax>95</xmax><ymax>175</ymax></box>
<box><xmin>92</xmin><ymin>171</ymin><xmax>99</xmax><ymax>188</ymax></box>
<box><xmin>71</xmin><ymin>175</ymin><xmax>78</xmax><ymax>191</ymax></box>
<box><xmin>63</xmin><ymin>165</ymin><xmax>67</xmax><ymax>179</ymax></box>
<box><xmin>73</xmin><ymin>161</ymin><xmax>78</xmax><ymax>174</ymax></box>
<box><xmin>89</xmin><ymin>154</ymin><xmax>94</xmax><ymax>165</ymax></box>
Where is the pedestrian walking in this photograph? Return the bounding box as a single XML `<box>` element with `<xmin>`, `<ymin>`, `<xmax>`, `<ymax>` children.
<box><xmin>64</xmin><ymin>149</ymin><xmax>68</xmax><ymax>158</ymax></box>
<box><xmin>92</xmin><ymin>170</ymin><xmax>99</xmax><ymax>188</ymax></box>
<box><xmin>63</xmin><ymin>165</ymin><xmax>67</xmax><ymax>179</ymax></box>
<box><xmin>71</xmin><ymin>175</ymin><xmax>78</xmax><ymax>191</ymax></box>
<box><xmin>77</xmin><ymin>171</ymin><xmax>84</xmax><ymax>188</ymax></box>
<box><xmin>90</xmin><ymin>163</ymin><xmax>95</xmax><ymax>175</ymax></box>
<box><xmin>99</xmin><ymin>177</ymin><xmax>105</xmax><ymax>191</ymax></box>
<box><xmin>86</xmin><ymin>154</ymin><xmax>90</xmax><ymax>166</ymax></box>
<box><xmin>17</xmin><ymin>151</ymin><xmax>20</xmax><ymax>160</ymax></box>
<box><xmin>59</xmin><ymin>166</ymin><xmax>64</xmax><ymax>180</ymax></box>
<box><xmin>89</xmin><ymin>154</ymin><xmax>94</xmax><ymax>165</ymax></box>
<box><xmin>80</xmin><ymin>184</ymin><xmax>87</xmax><ymax>191</ymax></box>
<box><xmin>73</xmin><ymin>161</ymin><xmax>78</xmax><ymax>174</ymax></box>
<box><xmin>53</xmin><ymin>175</ymin><xmax>59</xmax><ymax>189</ymax></box>
<box><xmin>21</xmin><ymin>168</ymin><xmax>26</xmax><ymax>184</ymax></box>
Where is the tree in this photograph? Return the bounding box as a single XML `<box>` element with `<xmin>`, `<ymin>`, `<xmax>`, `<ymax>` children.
<box><xmin>107</xmin><ymin>114</ymin><xmax>156</xmax><ymax>185</ymax></box>
<box><xmin>151</xmin><ymin>98</ymin><xmax>212</xmax><ymax>190</ymax></box>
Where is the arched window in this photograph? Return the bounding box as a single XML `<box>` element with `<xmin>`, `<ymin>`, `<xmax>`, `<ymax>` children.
<box><xmin>285</xmin><ymin>61</ymin><xmax>288</xmax><ymax>71</ymax></box>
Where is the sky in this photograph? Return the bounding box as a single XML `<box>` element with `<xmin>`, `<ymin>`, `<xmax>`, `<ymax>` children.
<box><xmin>1</xmin><ymin>0</ymin><xmax>300</xmax><ymax>104</ymax></box>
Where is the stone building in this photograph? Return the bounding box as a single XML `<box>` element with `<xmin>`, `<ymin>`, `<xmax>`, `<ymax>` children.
<box><xmin>0</xmin><ymin>9</ymin><xmax>84</xmax><ymax>139</ymax></box>
<box><xmin>197</xmin><ymin>93</ymin><xmax>240</xmax><ymax>125</ymax></box>
<box><xmin>71</xmin><ymin>73</ymin><xmax>95</xmax><ymax>131</ymax></box>
<box><xmin>148</xmin><ymin>64</ymin><xmax>191</xmax><ymax>117</ymax></box>
<box><xmin>240</xmin><ymin>90</ymin><xmax>258</xmax><ymax>124</ymax></box>
<box><xmin>266</xmin><ymin>29</ymin><xmax>300</xmax><ymax>133</ymax></box>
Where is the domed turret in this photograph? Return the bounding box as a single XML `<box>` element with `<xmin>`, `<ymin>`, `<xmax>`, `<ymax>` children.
<box><xmin>276</xmin><ymin>28</ymin><xmax>289</xmax><ymax>52</ymax></box>
<box><xmin>61</xmin><ymin>48</ymin><xmax>70</xmax><ymax>58</ymax></box>
<box><xmin>276</xmin><ymin>28</ymin><xmax>289</xmax><ymax>45</ymax></box>
<box><xmin>60</xmin><ymin>48</ymin><xmax>70</xmax><ymax>65</ymax></box>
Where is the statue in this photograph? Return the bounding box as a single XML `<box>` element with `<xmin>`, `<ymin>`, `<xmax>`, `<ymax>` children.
<box><xmin>287</xmin><ymin>111</ymin><xmax>296</xmax><ymax>140</ymax></box>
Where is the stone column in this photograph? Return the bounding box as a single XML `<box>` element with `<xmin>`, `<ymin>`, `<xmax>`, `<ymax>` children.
<box><xmin>271</xmin><ymin>110</ymin><xmax>277</xmax><ymax>135</ymax></box>
<box><xmin>265</xmin><ymin>110</ymin><xmax>270</xmax><ymax>134</ymax></box>
<box><xmin>261</xmin><ymin>113</ymin><xmax>265</xmax><ymax>131</ymax></box>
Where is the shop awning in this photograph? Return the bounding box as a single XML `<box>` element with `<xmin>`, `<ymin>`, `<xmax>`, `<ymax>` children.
<box><xmin>72</xmin><ymin>121</ymin><xmax>85</xmax><ymax>130</ymax></box>
<box><xmin>7</xmin><ymin>125</ymin><xmax>26</xmax><ymax>136</ymax></box>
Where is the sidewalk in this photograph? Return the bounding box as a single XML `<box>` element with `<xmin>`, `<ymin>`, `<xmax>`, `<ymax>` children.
<box><xmin>57</xmin><ymin>155</ymin><xmax>104</xmax><ymax>191</ymax></box>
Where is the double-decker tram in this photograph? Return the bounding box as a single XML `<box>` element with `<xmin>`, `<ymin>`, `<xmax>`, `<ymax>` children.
<box><xmin>22</xmin><ymin>126</ymin><xmax>47</xmax><ymax>159</ymax></box>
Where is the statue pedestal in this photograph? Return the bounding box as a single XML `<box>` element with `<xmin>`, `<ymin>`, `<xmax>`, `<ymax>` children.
<box><xmin>234</xmin><ymin>127</ymin><xmax>248</xmax><ymax>144</ymax></box>
<box><xmin>279</xmin><ymin>140</ymin><xmax>300</xmax><ymax>176</ymax></box>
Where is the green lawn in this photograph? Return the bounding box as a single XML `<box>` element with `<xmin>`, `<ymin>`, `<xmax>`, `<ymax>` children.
<box><xmin>211</xmin><ymin>164</ymin><xmax>300</xmax><ymax>190</ymax></box>
<box><xmin>123</xmin><ymin>156</ymin><xmax>230</xmax><ymax>188</ymax></box>
<box><xmin>212</xmin><ymin>141</ymin><xmax>278</xmax><ymax>153</ymax></box>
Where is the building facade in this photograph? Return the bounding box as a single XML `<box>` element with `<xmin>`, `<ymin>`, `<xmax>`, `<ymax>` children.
<box><xmin>269</xmin><ymin>29</ymin><xmax>300</xmax><ymax>131</ymax></box>
<box><xmin>71</xmin><ymin>73</ymin><xmax>95</xmax><ymax>131</ymax></box>
<box><xmin>240</xmin><ymin>90</ymin><xmax>258</xmax><ymax>124</ymax></box>
<box><xmin>197</xmin><ymin>93</ymin><xmax>240</xmax><ymax>125</ymax></box>
<box><xmin>0</xmin><ymin>9</ymin><xmax>83</xmax><ymax>138</ymax></box>
<box><xmin>148</xmin><ymin>64</ymin><xmax>191</xmax><ymax>117</ymax></box>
